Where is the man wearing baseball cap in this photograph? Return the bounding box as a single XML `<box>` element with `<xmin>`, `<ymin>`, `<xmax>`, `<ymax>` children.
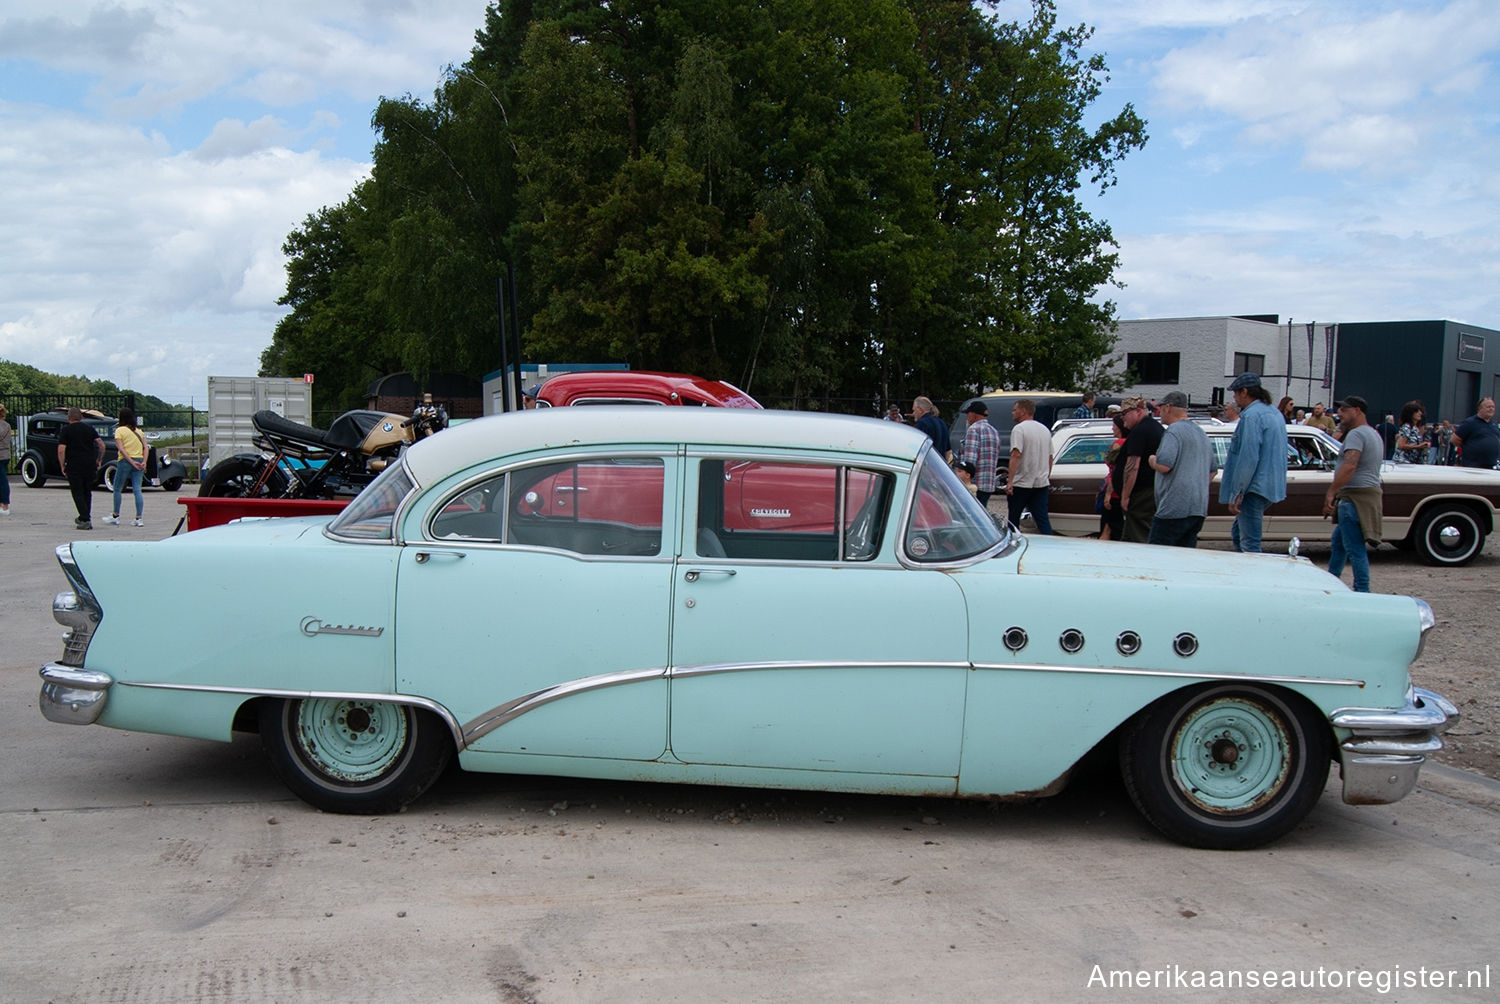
<box><xmin>1323</xmin><ymin>395</ymin><xmax>1382</xmax><ymax>591</ymax></box>
<box><xmin>1218</xmin><ymin>372</ymin><xmax>1287</xmax><ymax>552</ymax></box>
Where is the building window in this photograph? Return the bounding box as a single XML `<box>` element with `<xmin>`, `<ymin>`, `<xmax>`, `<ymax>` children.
<box><xmin>1232</xmin><ymin>352</ymin><xmax>1265</xmax><ymax>375</ymax></box>
<box><xmin>1127</xmin><ymin>352</ymin><xmax>1180</xmax><ymax>385</ymax></box>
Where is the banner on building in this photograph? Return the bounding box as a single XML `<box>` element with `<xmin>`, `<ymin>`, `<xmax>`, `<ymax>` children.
<box><xmin>1323</xmin><ymin>325</ymin><xmax>1335</xmax><ymax>388</ymax></box>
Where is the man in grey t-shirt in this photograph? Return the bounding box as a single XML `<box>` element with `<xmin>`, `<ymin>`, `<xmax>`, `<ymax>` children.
<box><xmin>1323</xmin><ymin>395</ymin><xmax>1383</xmax><ymax>592</ymax></box>
<box><xmin>1146</xmin><ymin>391</ymin><xmax>1217</xmax><ymax>547</ymax></box>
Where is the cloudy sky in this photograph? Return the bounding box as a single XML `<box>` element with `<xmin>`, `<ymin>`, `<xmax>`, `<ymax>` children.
<box><xmin>3</xmin><ymin>1</ymin><xmax>1498</xmax><ymax>406</ymax></box>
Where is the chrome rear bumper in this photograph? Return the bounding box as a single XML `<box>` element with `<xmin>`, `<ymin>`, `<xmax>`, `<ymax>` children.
<box><xmin>39</xmin><ymin>663</ymin><xmax>112</xmax><ymax>726</ymax></box>
<box><xmin>1332</xmin><ymin>687</ymin><xmax>1459</xmax><ymax>805</ymax></box>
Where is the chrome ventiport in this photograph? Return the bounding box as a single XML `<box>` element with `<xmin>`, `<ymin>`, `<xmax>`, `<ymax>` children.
<box><xmin>1002</xmin><ymin>627</ymin><xmax>1028</xmax><ymax>653</ymax></box>
<box><xmin>1116</xmin><ymin>631</ymin><xmax>1141</xmax><ymax>656</ymax></box>
<box><xmin>1173</xmin><ymin>632</ymin><xmax>1199</xmax><ymax>658</ymax></box>
<box><xmin>1059</xmin><ymin>628</ymin><xmax>1085</xmax><ymax>653</ymax></box>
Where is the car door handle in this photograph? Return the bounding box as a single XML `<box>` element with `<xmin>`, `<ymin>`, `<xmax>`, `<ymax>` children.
<box><xmin>684</xmin><ymin>568</ymin><xmax>736</xmax><ymax>581</ymax></box>
<box><xmin>414</xmin><ymin>551</ymin><xmax>466</xmax><ymax>563</ymax></box>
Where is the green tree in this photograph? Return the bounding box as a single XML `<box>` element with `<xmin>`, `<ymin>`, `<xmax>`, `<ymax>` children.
<box><xmin>265</xmin><ymin>0</ymin><xmax>1146</xmax><ymax>412</ymax></box>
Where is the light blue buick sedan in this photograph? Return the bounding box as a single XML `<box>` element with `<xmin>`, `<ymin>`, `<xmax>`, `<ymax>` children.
<box><xmin>40</xmin><ymin>409</ymin><xmax>1457</xmax><ymax>848</ymax></box>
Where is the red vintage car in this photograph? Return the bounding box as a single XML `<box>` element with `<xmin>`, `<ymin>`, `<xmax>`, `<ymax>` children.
<box><xmin>535</xmin><ymin>371</ymin><xmax>761</xmax><ymax>409</ymax></box>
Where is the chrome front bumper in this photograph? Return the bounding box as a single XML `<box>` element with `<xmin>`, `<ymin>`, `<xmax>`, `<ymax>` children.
<box><xmin>39</xmin><ymin>663</ymin><xmax>113</xmax><ymax>726</ymax></box>
<box><xmin>1332</xmin><ymin>687</ymin><xmax>1460</xmax><ymax>805</ymax></box>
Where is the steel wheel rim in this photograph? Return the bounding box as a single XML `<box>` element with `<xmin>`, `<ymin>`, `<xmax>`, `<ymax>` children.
<box><xmin>1169</xmin><ymin>696</ymin><xmax>1291</xmax><ymax>814</ymax></box>
<box><xmin>293</xmin><ymin>699</ymin><xmax>410</xmax><ymax>783</ymax></box>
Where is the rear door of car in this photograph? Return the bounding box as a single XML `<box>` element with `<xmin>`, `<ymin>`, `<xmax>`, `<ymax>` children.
<box><xmin>394</xmin><ymin>451</ymin><xmax>680</xmax><ymax>760</ymax></box>
<box><xmin>666</xmin><ymin>451</ymin><xmax>968</xmax><ymax>784</ymax></box>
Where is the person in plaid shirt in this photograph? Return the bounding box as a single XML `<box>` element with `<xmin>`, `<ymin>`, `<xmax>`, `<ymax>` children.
<box><xmin>960</xmin><ymin>401</ymin><xmax>1001</xmax><ymax>507</ymax></box>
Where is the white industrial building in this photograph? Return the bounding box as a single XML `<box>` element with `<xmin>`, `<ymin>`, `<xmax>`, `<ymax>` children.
<box><xmin>1105</xmin><ymin>314</ymin><xmax>1340</xmax><ymax>411</ymax></box>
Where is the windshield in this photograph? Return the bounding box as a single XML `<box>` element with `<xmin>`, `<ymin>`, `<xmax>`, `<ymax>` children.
<box><xmin>904</xmin><ymin>451</ymin><xmax>1005</xmax><ymax>562</ymax></box>
<box><xmin>326</xmin><ymin>462</ymin><xmax>415</xmax><ymax>540</ymax></box>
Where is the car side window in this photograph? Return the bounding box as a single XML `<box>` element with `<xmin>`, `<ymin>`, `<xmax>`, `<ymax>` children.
<box><xmin>1056</xmin><ymin>436</ymin><xmax>1116</xmax><ymax>464</ymax></box>
<box><xmin>695</xmin><ymin>459</ymin><xmax>893</xmax><ymax>562</ymax></box>
<box><xmin>432</xmin><ymin>457</ymin><xmax>664</xmax><ymax>557</ymax></box>
<box><xmin>1212</xmin><ymin>437</ymin><xmax>1231</xmax><ymax>468</ymax></box>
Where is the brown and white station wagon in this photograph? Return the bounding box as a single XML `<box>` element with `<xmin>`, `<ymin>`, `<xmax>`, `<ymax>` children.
<box><xmin>1047</xmin><ymin>420</ymin><xmax>1500</xmax><ymax>566</ymax></box>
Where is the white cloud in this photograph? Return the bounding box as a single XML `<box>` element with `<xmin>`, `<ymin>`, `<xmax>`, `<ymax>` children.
<box><xmin>1149</xmin><ymin>0</ymin><xmax>1500</xmax><ymax>171</ymax></box>
<box><xmin>0</xmin><ymin>1</ymin><xmax>486</xmax><ymax>404</ymax></box>
<box><xmin>0</xmin><ymin>100</ymin><xmax>370</xmax><ymax>401</ymax></box>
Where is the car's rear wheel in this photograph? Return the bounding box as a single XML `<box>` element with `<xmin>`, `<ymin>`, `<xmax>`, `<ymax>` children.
<box><xmin>1412</xmin><ymin>503</ymin><xmax>1485</xmax><ymax>566</ymax></box>
<box><xmin>259</xmin><ymin>698</ymin><xmax>451</xmax><ymax>814</ymax></box>
<box><xmin>20</xmin><ymin>453</ymin><xmax>46</xmax><ymax>487</ymax></box>
<box><xmin>161</xmin><ymin>476</ymin><xmax>184</xmax><ymax>492</ymax></box>
<box><xmin>1120</xmin><ymin>683</ymin><xmax>1330</xmax><ymax>849</ymax></box>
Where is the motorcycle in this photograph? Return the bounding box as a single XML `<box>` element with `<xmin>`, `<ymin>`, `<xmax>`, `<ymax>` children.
<box><xmin>199</xmin><ymin>408</ymin><xmax>438</xmax><ymax>499</ymax></box>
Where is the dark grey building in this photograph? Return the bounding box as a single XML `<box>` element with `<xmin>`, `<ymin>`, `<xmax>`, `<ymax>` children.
<box><xmin>1333</xmin><ymin>320</ymin><xmax>1500</xmax><ymax>424</ymax></box>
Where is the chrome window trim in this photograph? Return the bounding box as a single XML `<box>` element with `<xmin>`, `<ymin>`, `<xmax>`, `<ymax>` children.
<box><xmin>324</xmin><ymin>455</ymin><xmax>420</xmax><ymax>545</ymax></box>
<box><xmin>411</xmin><ymin>538</ymin><xmax>678</xmax><ymax>564</ymax></box>
<box><xmin>684</xmin><ymin>451</ymin><xmax>908</xmax><ymax>566</ymax></box>
<box><xmin>896</xmin><ymin>442</ymin><xmax>1015</xmax><ymax>570</ymax></box>
<box><xmin>418</xmin><ymin>449</ymin><xmax>675</xmax><ymax>554</ymax></box>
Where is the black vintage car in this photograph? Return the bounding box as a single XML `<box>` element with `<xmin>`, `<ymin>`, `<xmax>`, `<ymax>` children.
<box><xmin>17</xmin><ymin>410</ymin><xmax>188</xmax><ymax>492</ymax></box>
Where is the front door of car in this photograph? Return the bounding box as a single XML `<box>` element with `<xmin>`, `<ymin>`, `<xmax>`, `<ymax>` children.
<box><xmin>667</xmin><ymin>455</ymin><xmax>969</xmax><ymax>780</ymax></box>
<box><xmin>394</xmin><ymin>454</ymin><xmax>680</xmax><ymax>760</ymax></box>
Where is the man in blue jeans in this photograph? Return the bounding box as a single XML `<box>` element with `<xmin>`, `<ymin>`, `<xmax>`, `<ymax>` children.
<box><xmin>1323</xmin><ymin>396</ymin><xmax>1383</xmax><ymax>592</ymax></box>
<box><xmin>1218</xmin><ymin>373</ymin><xmax>1287</xmax><ymax>552</ymax></box>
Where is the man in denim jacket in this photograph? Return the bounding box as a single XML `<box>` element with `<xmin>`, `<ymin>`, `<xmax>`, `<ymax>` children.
<box><xmin>1218</xmin><ymin>373</ymin><xmax>1287</xmax><ymax>553</ymax></box>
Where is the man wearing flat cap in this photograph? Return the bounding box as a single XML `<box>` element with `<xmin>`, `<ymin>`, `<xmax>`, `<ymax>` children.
<box><xmin>1323</xmin><ymin>395</ymin><xmax>1382</xmax><ymax>591</ymax></box>
<box><xmin>960</xmin><ymin>400</ymin><xmax>1001</xmax><ymax>507</ymax></box>
<box><xmin>1218</xmin><ymin>372</ymin><xmax>1287</xmax><ymax>552</ymax></box>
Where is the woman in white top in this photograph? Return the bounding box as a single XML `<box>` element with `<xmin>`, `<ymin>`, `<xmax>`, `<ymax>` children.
<box><xmin>106</xmin><ymin>407</ymin><xmax>147</xmax><ymax>526</ymax></box>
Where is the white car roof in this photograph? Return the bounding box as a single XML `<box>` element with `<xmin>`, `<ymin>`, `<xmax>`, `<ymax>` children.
<box><xmin>403</xmin><ymin>407</ymin><xmax>929</xmax><ymax>485</ymax></box>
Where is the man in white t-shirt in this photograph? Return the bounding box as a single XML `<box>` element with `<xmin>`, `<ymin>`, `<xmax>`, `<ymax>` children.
<box><xmin>1005</xmin><ymin>398</ymin><xmax>1054</xmax><ymax>534</ymax></box>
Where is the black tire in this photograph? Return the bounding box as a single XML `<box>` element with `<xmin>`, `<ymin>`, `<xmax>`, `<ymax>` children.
<box><xmin>1412</xmin><ymin>503</ymin><xmax>1485</xmax><ymax>566</ymax></box>
<box><xmin>259</xmin><ymin>698</ymin><xmax>452</xmax><ymax>814</ymax></box>
<box><xmin>161</xmin><ymin>477</ymin><xmax>184</xmax><ymax>492</ymax></box>
<box><xmin>1120</xmin><ymin>683</ymin><xmax>1331</xmax><ymax>850</ymax></box>
<box><xmin>102</xmin><ymin>461</ymin><xmax>120</xmax><ymax>492</ymax></box>
<box><xmin>20</xmin><ymin>452</ymin><xmax>46</xmax><ymax>488</ymax></box>
<box><xmin>198</xmin><ymin>457</ymin><xmax>290</xmax><ymax>498</ymax></box>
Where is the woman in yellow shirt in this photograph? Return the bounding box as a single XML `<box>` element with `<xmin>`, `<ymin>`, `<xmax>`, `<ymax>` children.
<box><xmin>106</xmin><ymin>407</ymin><xmax>147</xmax><ymax>526</ymax></box>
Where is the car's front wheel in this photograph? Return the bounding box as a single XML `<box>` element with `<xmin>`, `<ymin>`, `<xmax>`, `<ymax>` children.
<box><xmin>259</xmin><ymin>698</ymin><xmax>452</xmax><ymax>814</ymax></box>
<box><xmin>1412</xmin><ymin>503</ymin><xmax>1485</xmax><ymax>566</ymax></box>
<box><xmin>1120</xmin><ymin>683</ymin><xmax>1330</xmax><ymax>849</ymax></box>
<box><xmin>20</xmin><ymin>453</ymin><xmax>47</xmax><ymax>487</ymax></box>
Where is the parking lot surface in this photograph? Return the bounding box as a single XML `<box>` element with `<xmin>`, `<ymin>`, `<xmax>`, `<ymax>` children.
<box><xmin>3</xmin><ymin>485</ymin><xmax>1496</xmax><ymax>1001</ymax></box>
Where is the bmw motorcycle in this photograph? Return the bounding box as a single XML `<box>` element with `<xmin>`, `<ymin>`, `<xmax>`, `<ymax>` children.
<box><xmin>198</xmin><ymin>409</ymin><xmax>437</xmax><ymax>499</ymax></box>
